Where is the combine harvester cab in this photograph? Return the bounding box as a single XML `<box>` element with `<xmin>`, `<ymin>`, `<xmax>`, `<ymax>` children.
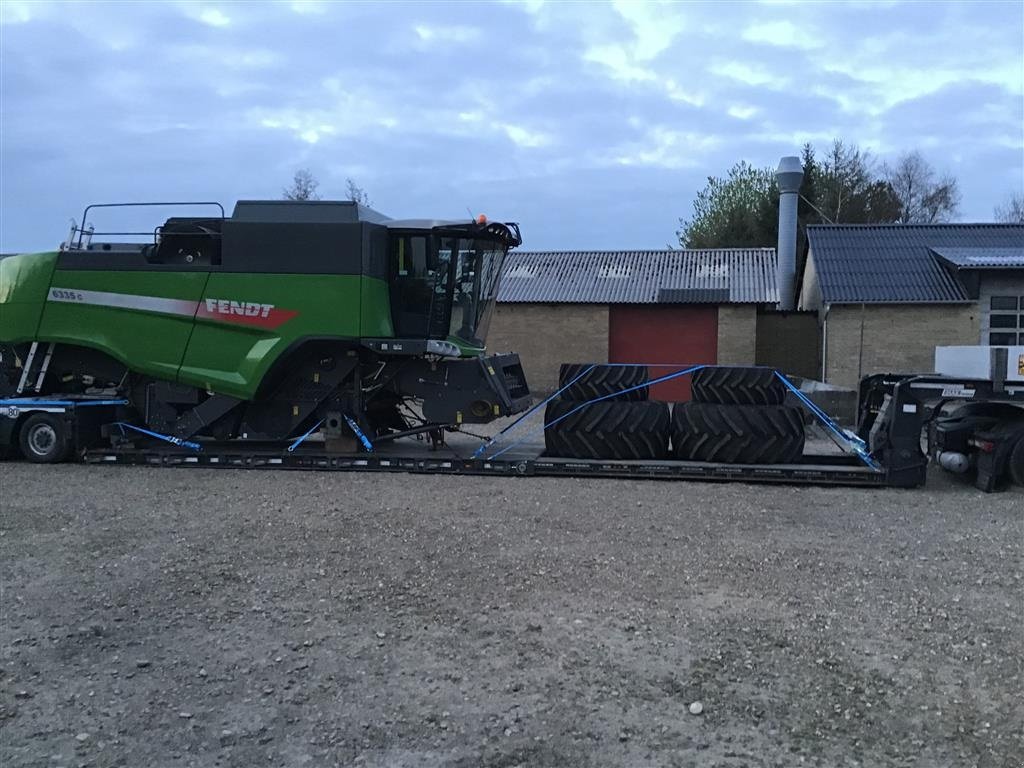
<box><xmin>0</xmin><ymin>200</ymin><xmax>530</xmax><ymax>459</ymax></box>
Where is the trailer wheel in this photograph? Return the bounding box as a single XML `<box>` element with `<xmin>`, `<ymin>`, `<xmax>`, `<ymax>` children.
<box><xmin>691</xmin><ymin>366</ymin><xmax>786</xmax><ymax>406</ymax></box>
<box><xmin>672</xmin><ymin>402</ymin><xmax>805</xmax><ymax>464</ymax></box>
<box><xmin>1009</xmin><ymin>434</ymin><xmax>1024</xmax><ymax>486</ymax></box>
<box><xmin>19</xmin><ymin>413</ymin><xmax>71</xmax><ymax>464</ymax></box>
<box><xmin>557</xmin><ymin>364</ymin><xmax>649</xmax><ymax>402</ymax></box>
<box><xmin>544</xmin><ymin>400</ymin><xmax>670</xmax><ymax>459</ymax></box>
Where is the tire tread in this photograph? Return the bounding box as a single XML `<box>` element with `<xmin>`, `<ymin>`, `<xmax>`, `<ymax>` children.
<box><xmin>691</xmin><ymin>366</ymin><xmax>786</xmax><ymax>406</ymax></box>
<box><xmin>545</xmin><ymin>400</ymin><xmax>670</xmax><ymax>459</ymax></box>
<box><xmin>557</xmin><ymin>364</ymin><xmax>649</xmax><ymax>402</ymax></box>
<box><xmin>672</xmin><ymin>402</ymin><xmax>805</xmax><ymax>464</ymax></box>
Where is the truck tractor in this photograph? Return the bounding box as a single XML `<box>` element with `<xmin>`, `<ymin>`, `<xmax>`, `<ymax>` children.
<box><xmin>0</xmin><ymin>200</ymin><xmax>531</xmax><ymax>461</ymax></box>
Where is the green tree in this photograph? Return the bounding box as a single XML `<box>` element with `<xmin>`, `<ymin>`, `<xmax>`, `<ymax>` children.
<box><xmin>811</xmin><ymin>140</ymin><xmax>901</xmax><ymax>224</ymax></box>
<box><xmin>678</xmin><ymin>139</ymin><xmax>917</xmax><ymax>248</ymax></box>
<box><xmin>677</xmin><ymin>161</ymin><xmax>778</xmax><ymax>248</ymax></box>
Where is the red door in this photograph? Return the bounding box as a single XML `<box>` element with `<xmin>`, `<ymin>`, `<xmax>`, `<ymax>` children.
<box><xmin>608</xmin><ymin>305</ymin><xmax>718</xmax><ymax>401</ymax></box>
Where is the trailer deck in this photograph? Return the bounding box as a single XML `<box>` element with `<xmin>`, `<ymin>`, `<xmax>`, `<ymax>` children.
<box><xmin>82</xmin><ymin>431</ymin><xmax>892</xmax><ymax>487</ymax></box>
<box><xmin>0</xmin><ymin>387</ymin><xmax>912</xmax><ymax>488</ymax></box>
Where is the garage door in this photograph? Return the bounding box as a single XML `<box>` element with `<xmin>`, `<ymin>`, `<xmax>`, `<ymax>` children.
<box><xmin>608</xmin><ymin>305</ymin><xmax>718</xmax><ymax>401</ymax></box>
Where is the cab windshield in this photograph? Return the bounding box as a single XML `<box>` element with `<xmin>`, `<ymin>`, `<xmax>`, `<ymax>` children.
<box><xmin>388</xmin><ymin>232</ymin><xmax>508</xmax><ymax>346</ymax></box>
<box><xmin>438</xmin><ymin>237</ymin><xmax>506</xmax><ymax>346</ymax></box>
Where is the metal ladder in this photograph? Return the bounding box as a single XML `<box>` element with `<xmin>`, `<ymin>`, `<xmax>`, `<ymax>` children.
<box><xmin>15</xmin><ymin>342</ymin><xmax>55</xmax><ymax>395</ymax></box>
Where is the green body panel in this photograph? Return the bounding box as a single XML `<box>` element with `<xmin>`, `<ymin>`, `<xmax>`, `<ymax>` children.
<box><xmin>180</xmin><ymin>273</ymin><xmax>366</xmax><ymax>398</ymax></box>
<box><xmin>0</xmin><ymin>252</ymin><xmax>58</xmax><ymax>341</ymax></box>
<box><xmin>359</xmin><ymin>277</ymin><xmax>394</xmax><ymax>338</ymax></box>
<box><xmin>1</xmin><ymin>248</ymin><xmax>488</xmax><ymax>401</ymax></box>
<box><xmin>41</xmin><ymin>269</ymin><xmax>210</xmax><ymax>381</ymax></box>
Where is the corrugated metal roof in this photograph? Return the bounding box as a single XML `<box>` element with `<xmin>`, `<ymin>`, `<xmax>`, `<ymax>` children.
<box><xmin>806</xmin><ymin>223</ymin><xmax>1024</xmax><ymax>304</ymax></box>
<box><xmin>930</xmin><ymin>246</ymin><xmax>1024</xmax><ymax>269</ymax></box>
<box><xmin>497</xmin><ymin>249</ymin><xmax>778</xmax><ymax>304</ymax></box>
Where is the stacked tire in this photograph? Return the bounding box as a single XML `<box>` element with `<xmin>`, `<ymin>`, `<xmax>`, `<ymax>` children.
<box><xmin>544</xmin><ymin>364</ymin><xmax>671</xmax><ymax>460</ymax></box>
<box><xmin>543</xmin><ymin>364</ymin><xmax>805</xmax><ymax>465</ymax></box>
<box><xmin>673</xmin><ymin>367</ymin><xmax>805</xmax><ymax>464</ymax></box>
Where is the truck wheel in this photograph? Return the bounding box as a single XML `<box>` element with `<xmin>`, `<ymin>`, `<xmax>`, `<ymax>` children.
<box><xmin>19</xmin><ymin>413</ymin><xmax>71</xmax><ymax>464</ymax></box>
<box><xmin>557</xmin><ymin>363</ymin><xmax>649</xmax><ymax>402</ymax></box>
<box><xmin>691</xmin><ymin>366</ymin><xmax>786</xmax><ymax>406</ymax></box>
<box><xmin>1009</xmin><ymin>434</ymin><xmax>1024</xmax><ymax>486</ymax></box>
<box><xmin>544</xmin><ymin>399</ymin><xmax>670</xmax><ymax>459</ymax></box>
<box><xmin>672</xmin><ymin>402</ymin><xmax>805</xmax><ymax>464</ymax></box>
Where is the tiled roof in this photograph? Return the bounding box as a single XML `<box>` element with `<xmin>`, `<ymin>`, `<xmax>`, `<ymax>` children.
<box><xmin>930</xmin><ymin>246</ymin><xmax>1024</xmax><ymax>269</ymax></box>
<box><xmin>806</xmin><ymin>223</ymin><xmax>1024</xmax><ymax>304</ymax></box>
<box><xmin>497</xmin><ymin>249</ymin><xmax>778</xmax><ymax>304</ymax></box>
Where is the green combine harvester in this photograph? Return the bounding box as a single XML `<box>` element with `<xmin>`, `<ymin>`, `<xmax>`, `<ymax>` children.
<box><xmin>0</xmin><ymin>200</ymin><xmax>530</xmax><ymax>461</ymax></box>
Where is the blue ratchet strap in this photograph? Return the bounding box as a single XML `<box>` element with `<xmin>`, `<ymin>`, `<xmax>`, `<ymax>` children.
<box><xmin>472</xmin><ymin>364</ymin><xmax>596</xmax><ymax>459</ymax></box>
<box><xmin>288</xmin><ymin>419</ymin><xmax>324</xmax><ymax>453</ymax></box>
<box><xmin>773</xmin><ymin>371</ymin><xmax>880</xmax><ymax>471</ymax></box>
<box><xmin>0</xmin><ymin>398</ymin><xmax>128</xmax><ymax>408</ymax></box>
<box><xmin>115</xmin><ymin>422</ymin><xmax>201</xmax><ymax>452</ymax></box>
<box><xmin>485</xmin><ymin>364</ymin><xmax>706</xmax><ymax>461</ymax></box>
<box><xmin>344</xmin><ymin>415</ymin><xmax>374</xmax><ymax>452</ymax></box>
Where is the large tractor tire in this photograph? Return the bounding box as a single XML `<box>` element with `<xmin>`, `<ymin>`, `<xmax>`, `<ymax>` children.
<box><xmin>672</xmin><ymin>402</ymin><xmax>805</xmax><ymax>464</ymax></box>
<box><xmin>691</xmin><ymin>366</ymin><xmax>786</xmax><ymax>406</ymax></box>
<box><xmin>557</xmin><ymin>363</ymin><xmax>649</xmax><ymax>402</ymax></box>
<box><xmin>544</xmin><ymin>399</ymin><xmax>670</xmax><ymax>460</ymax></box>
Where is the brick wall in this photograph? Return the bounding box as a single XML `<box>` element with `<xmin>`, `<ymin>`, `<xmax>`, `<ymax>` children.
<box><xmin>825</xmin><ymin>303</ymin><xmax>979</xmax><ymax>389</ymax></box>
<box><xmin>716</xmin><ymin>305</ymin><xmax>757</xmax><ymax>365</ymax></box>
<box><xmin>488</xmin><ymin>304</ymin><xmax>609</xmax><ymax>394</ymax></box>
<box><xmin>755</xmin><ymin>310</ymin><xmax>821</xmax><ymax>379</ymax></box>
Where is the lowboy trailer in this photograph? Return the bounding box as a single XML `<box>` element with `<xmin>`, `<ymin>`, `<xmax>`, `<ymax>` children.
<box><xmin>3</xmin><ymin>365</ymin><xmax>1021</xmax><ymax>491</ymax></box>
<box><xmin>2</xmin><ymin>201</ymin><xmax>1022</xmax><ymax>491</ymax></box>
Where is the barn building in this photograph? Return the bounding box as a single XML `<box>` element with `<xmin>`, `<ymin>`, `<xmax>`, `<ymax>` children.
<box><xmin>798</xmin><ymin>223</ymin><xmax>1024</xmax><ymax>389</ymax></box>
<box><xmin>488</xmin><ymin>248</ymin><xmax>781</xmax><ymax>399</ymax></box>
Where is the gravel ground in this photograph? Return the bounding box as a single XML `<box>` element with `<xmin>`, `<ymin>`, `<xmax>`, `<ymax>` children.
<box><xmin>1</xmin><ymin>462</ymin><xmax>1021</xmax><ymax>768</ymax></box>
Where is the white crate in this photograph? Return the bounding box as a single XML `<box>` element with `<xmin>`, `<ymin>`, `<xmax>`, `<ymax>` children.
<box><xmin>935</xmin><ymin>346</ymin><xmax>1024</xmax><ymax>382</ymax></box>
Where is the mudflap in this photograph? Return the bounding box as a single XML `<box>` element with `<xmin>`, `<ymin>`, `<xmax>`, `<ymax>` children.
<box><xmin>869</xmin><ymin>383</ymin><xmax>928</xmax><ymax>489</ymax></box>
<box><xmin>396</xmin><ymin>353</ymin><xmax>531</xmax><ymax>425</ymax></box>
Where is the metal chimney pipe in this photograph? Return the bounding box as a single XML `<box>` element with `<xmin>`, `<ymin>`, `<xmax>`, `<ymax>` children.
<box><xmin>775</xmin><ymin>155</ymin><xmax>803</xmax><ymax>311</ymax></box>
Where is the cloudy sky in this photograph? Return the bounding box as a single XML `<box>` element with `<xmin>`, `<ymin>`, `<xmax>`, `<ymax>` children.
<box><xmin>1</xmin><ymin>0</ymin><xmax>1021</xmax><ymax>253</ymax></box>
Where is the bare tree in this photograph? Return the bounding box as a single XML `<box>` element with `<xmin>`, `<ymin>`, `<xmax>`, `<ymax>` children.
<box><xmin>884</xmin><ymin>151</ymin><xmax>960</xmax><ymax>223</ymax></box>
<box><xmin>345</xmin><ymin>178</ymin><xmax>371</xmax><ymax>207</ymax></box>
<box><xmin>283</xmin><ymin>170</ymin><xmax>372</xmax><ymax>206</ymax></box>
<box><xmin>283</xmin><ymin>169</ymin><xmax>321</xmax><ymax>201</ymax></box>
<box><xmin>817</xmin><ymin>140</ymin><xmax>872</xmax><ymax>222</ymax></box>
<box><xmin>809</xmin><ymin>140</ymin><xmax>901</xmax><ymax>224</ymax></box>
<box><xmin>994</xmin><ymin>192</ymin><xmax>1024</xmax><ymax>223</ymax></box>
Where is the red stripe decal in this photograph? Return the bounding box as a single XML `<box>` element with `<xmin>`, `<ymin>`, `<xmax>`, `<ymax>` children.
<box><xmin>196</xmin><ymin>300</ymin><xmax>299</xmax><ymax>329</ymax></box>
